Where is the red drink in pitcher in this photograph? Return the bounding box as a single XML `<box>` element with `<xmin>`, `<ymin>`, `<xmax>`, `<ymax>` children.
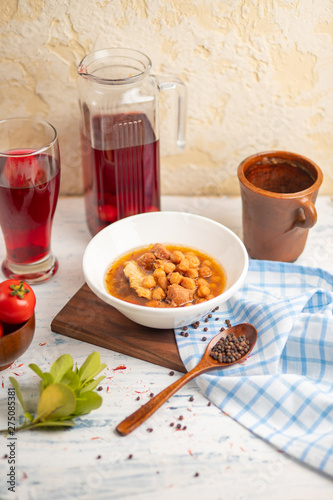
<box><xmin>0</xmin><ymin>150</ymin><xmax>60</xmax><ymax>264</ymax></box>
<box><xmin>81</xmin><ymin>112</ymin><xmax>160</xmax><ymax>236</ymax></box>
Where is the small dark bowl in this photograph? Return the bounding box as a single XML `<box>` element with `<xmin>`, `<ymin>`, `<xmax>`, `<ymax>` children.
<box><xmin>0</xmin><ymin>313</ymin><xmax>35</xmax><ymax>371</ymax></box>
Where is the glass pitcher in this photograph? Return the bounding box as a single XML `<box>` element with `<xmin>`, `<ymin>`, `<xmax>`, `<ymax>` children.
<box><xmin>77</xmin><ymin>48</ymin><xmax>187</xmax><ymax>236</ymax></box>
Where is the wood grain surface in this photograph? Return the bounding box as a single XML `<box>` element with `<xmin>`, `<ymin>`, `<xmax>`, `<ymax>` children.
<box><xmin>51</xmin><ymin>283</ymin><xmax>186</xmax><ymax>373</ymax></box>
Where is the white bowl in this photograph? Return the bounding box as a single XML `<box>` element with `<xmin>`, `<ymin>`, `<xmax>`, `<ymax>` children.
<box><xmin>83</xmin><ymin>212</ymin><xmax>248</xmax><ymax>329</ymax></box>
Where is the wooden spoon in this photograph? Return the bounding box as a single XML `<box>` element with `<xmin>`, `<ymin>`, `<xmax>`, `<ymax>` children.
<box><xmin>116</xmin><ymin>323</ymin><xmax>257</xmax><ymax>436</ymax></box>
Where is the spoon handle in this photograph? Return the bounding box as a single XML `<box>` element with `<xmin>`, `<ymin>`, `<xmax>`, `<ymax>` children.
<box><xmin>116</xmin><ymin>363</ymin><xmax>207</xmax><ymax>436</ymax></box>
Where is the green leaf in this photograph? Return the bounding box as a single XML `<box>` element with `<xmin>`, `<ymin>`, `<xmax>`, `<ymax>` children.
<box><xmin>73</xmin><ymin>391</ymin><xmax>102</xmax><ymax>416</ymax></box>
<box><xmin>78</xmin><ymin>352</ymin><xmax>106</xmax><ymax>384</ymax></box>
<box><xmin>29</xmin><ymin>363</ymin><xmax>45</xmax><ymax>378</ymax></box>
<box><xmin>29</xmin><ymin>364</ymin><xmax>54</xmax><ymax>390</ymax></box>
<box><xmin>79</xmin><ymin>375</ymin><xmax>105</xmax><ymax>394</ymax></box>
<box><xmin>17</xmin><ymin>420</ymin><xmax>76</xmax><ymax>431</ymax></box>
<box><xmin>50</xmin><ymin>354</ymin><xmax>73</xmax><ymax>383</ymax></box>
<box><xmin>42</xmin><ymin>373</ymin><xmax>53</xmax><ymax>389</ymax></box>
<box><xmin>36</xmin><ymin>383</ymin><xmax>76</xmax><ymax>421</ymax></box>
<box><xmin>27</xmin><ymin>420</ymin><xmax>75</xmax><ymax>429</ymax></box>
<box><xmin>9</xmin><ymin>352</ymin><xmax>106</xmax><ymax>433</ymax></box>
<box><xmin>61</xmin><ymin>369</ymin><xmax>80</xmax><ymax>391</ymax></box>
<box><xmin>9</xmin><ymin>377</ymin><xmax>26</xmax><ymax>412</ymax></box>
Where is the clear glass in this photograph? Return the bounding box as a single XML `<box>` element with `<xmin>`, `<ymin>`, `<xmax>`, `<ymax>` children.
<box><xmin>77</xmin><ymin>48</ymin><xmax>187</xmax><ymax>236</ymax></box>
<box><xmin>0</xmin><ymin>117</ymin><xmax>60</xmax><ymax>284</ymax></box>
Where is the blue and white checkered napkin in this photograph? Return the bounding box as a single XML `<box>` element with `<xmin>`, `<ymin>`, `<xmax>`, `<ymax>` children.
<box><xmin>175</xmin><ymin>260</ymin><xmax>333</xmax><ymax>477</ymax></box>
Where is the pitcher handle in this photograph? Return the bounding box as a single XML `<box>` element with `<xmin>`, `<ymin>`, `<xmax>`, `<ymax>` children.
<box><xmin>293</xmin><ymin>199</ymin><xmax>317</xmax><ymax>229</ymax></box>
<box><xmin>153</xmin><ymin>75</ymin><xmax>187</xmax><ymax>149</ymax></box>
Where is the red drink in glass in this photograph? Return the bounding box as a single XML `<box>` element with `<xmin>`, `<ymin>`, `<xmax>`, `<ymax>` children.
<box><xmin>0</xmin><ymin>150</ymin><xmax>60</xmax><ymax>265</ymax></box>
<box><xmin>81</xmin><ymin>113</ymin><xmax>160</xmax><ymax>236</ymax></box>
<box><xmin>0</xmin><ymin>117</ymin><xmax>60</xmax><ymax>283</ymax></box>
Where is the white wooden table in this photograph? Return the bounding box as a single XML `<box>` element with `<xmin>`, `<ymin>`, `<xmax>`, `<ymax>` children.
<box><xmin>1</xmin><ymin>195</ymin><xmax>333</xmax><ymax>500</ymax></box>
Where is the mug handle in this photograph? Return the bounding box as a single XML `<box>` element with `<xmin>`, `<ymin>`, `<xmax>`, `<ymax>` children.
<box><xmin>293</xmin><ymin>199</ymin><xmax>317</xmax><ymax>229</ymax></box>
<box><xmin>152</xmin><ymin>75</ymin><xmax>187</xmax><ymax>149</ymax></box>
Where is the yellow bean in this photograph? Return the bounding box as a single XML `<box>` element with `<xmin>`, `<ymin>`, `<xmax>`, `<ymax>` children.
<box><xmin>185</xmin><ymin>268</ymin><xmax>199</xmax><ymax>279</ymax></box>
<box><xmin>153</xmin><ymin>268</ymin><xmax>166</xmax><ymax>279</ymax></box>
<box><xmin>152</xmin><ymin>287</ymin><xmax>166</xmax><ymax>300</ymax></box>
<box><xmin>142</xmin><ymin>275</ymin><xmax>156</xmax><ymax>288</ymax></box>
<box><xmin>158</xmin><ymin>276</ymin><xmax>168</xmax><ymax>290</ymax></box>
<box><xmin>181</xmin><ymin>277</ymin><xmax>197</xmax><ymax>290</ymax></box>
<box><xmin>197</xmin><ymin>278</ymin><xmax>209</xmax><ymax>287</ymax></box>
<box><xmin>178</xmin><ymin>259</ymin><xmax>190</xmax><ymax>272</ymax></box>
<box><xmin>199</xmin><ymin>266</ymin><xmax>212</xmax><ymax>278</ymax></box>
<box><xmin>197</xmin><ymin>284</ymin><xmax>211</xmax><ymax>297</ymax></box>
<box><xmin>169</xmin><ymin>272</ymin><xmax>182</xmax><ymax>285</ymax></box>
<box><xmin>170</xmin><ymin>251</ymin><xmax>184</xmax><ymax>264</ymax></box>
<box><xmin>163</xmin><ymin>261</ymin><xmax>176</xmax><ymax>274</ymax></box>
<box><xmin>186</xmin><ymin>254</ymin><xmax>200</xmax><ymax>268</ymax></box>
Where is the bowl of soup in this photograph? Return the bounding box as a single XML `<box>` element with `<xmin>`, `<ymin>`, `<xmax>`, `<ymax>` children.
<box><xmin>83</xmin><ymin>212</ymin><xmax>248</xmax><ymax>329</ymax></box>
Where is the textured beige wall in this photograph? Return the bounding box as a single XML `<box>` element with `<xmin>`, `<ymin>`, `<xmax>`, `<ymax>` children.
<box><xmin>1</xmin><ymin>0</ymin><xmax>333</xmax><ymax>195</ymax></box>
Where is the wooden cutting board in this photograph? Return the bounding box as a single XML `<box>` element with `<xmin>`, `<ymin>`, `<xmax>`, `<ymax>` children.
<box><xmin>51</xmin><ymin>283</ymin><xmax>186</xmax><ymax>373</ymax></box>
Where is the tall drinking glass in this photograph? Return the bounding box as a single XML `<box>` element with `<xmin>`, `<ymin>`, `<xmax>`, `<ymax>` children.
<box><xmin>0</xmin><ymin>117</ymin><xmax>60</xmax><ymax>284</ymax></box>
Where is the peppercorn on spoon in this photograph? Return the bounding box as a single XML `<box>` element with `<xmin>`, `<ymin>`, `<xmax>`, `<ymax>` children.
<box><xmin>116</xmin><ymin>323</ymin><xmax>257</xmax><ymax>436</ymax></box>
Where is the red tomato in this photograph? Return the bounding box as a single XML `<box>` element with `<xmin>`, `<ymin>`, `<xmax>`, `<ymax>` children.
<box><xmin>0</xmin><ymin>322</ymin><xmax>3</xmax><ymax>337</ymax></box>
<box><xmin>0</xmin><ymin>280</ymin><xmax>36</xmax><ymax>324</ymax></box>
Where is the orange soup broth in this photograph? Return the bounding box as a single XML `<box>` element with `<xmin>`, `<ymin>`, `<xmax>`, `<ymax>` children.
<box><xmin>105</xmin><ymin>244</ymin><xmax>227</xmax><ymax>308</ymax></box>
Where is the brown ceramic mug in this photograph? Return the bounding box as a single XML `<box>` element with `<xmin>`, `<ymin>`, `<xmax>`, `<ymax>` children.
<box><xmin>237</xmin><ymin>151</ymin><xmax>323</xmax><ymax>262</ymax></box>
